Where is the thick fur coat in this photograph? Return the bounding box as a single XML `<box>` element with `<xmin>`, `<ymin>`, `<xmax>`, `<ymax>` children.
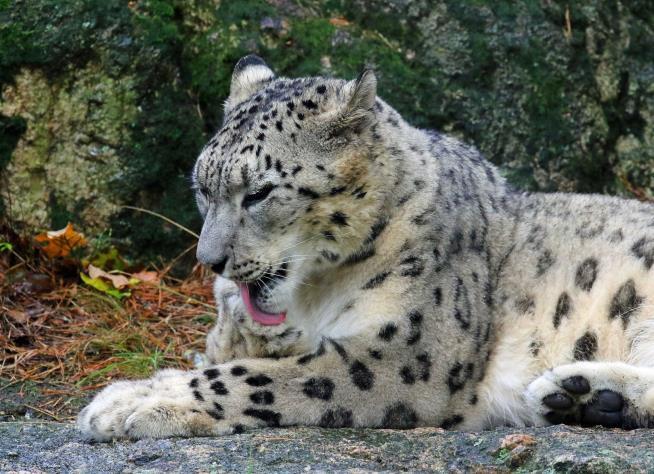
<box><xmin>78</xmin><ymin>56</ymin><xmax>654</xmax><ymax>440</ymax></box>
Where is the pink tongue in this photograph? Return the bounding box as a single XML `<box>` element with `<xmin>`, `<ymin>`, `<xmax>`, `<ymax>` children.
<box><xmin>238</xmin><ymin>283</ymin><xmax>286</xmax><ymax>326</ymax></box>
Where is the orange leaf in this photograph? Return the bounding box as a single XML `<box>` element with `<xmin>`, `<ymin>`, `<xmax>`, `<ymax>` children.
<box><xmin>34</xmin><ymin>223</ymin><xmax>87</xmax><ymax>258</ymax></box>
<box><xmin>329</xmin><ymin>17</ymin><xmax>351</xmax><ymax>27</ymax></box>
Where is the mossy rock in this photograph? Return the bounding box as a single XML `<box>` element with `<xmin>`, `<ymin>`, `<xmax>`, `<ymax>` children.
<box><xmin>1</xmin><ymin>0</ymin><xmax>653</xmax><ymax>261</ymax></box>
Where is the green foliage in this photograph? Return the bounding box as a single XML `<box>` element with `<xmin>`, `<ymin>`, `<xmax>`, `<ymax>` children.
<box><xmin>133</xmin><ymin>0</ymin><xmax>181</xmax><ymax>51</ymax></box>
<box><xmin>77</xmin><ymin>347</ymin><xmax>168</xmax><ymax>386</ymax></box>
<box><xmin>0</xmin><ymin>1</ymin><xmax>130</xmax><ymax>81</ymax></box>
<box><xmin>88</xmin><ymin>245</ymin><xmax>128</xmax><ymax>272</ymax></box>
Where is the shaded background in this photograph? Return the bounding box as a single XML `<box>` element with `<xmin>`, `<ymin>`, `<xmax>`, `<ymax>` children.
<box><xmin>1</xmin><ymin>0</ymin><xmax>653</xmax><ymax>263</ymax></box>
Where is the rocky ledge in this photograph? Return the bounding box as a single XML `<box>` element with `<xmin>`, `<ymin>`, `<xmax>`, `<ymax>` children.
<box><xmin>2</xmin><ymin>422</ymin><xmax>654</xmax><ymax>473</ymax></box>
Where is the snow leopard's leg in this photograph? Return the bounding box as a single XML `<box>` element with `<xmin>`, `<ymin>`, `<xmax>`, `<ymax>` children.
<box><xmin>203</xmin><ymin>277</ymin><xmax>309</xmax><ymax>365</ymax></box>
<box><xmin>78</xmin><ymin>334</ymin><xmax>429</xmax><ymax>441</ymax></box>
<box><xmin>525</xmin><ymin>361</ymin><xmax>654</xmax><ymax>428</ymax></box>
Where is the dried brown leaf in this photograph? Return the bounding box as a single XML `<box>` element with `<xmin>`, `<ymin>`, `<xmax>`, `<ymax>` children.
<box><xmin>88</xmin><ymin>265</ymin><xmax>131</xmax><ymax>289</ymax></box>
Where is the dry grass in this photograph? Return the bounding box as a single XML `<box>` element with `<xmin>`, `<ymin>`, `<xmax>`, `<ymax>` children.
<box><xmin>0</xmin><ymin>228</ymin><xmax>216</xmax><ymax>421</ymax></box>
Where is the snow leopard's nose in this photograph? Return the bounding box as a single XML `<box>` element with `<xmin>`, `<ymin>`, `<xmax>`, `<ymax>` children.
<box><xmin>196</xmin><ymin>239</ymin><xmax>231</xmax><ymax>276</ymax></box>
<box><xmin>196</xmin><ymin>244</ymin><xmax>230</xmax><ymax>275</ymax></box>
<box><xmin>196</xmin><ymin>204</ymin><xmax>235</xmax><ymax>275</ymax></box>
<box><xmin>197</xmin><ymin>248</ymin><xmax>230</xmax><ymax>276</ymax></box>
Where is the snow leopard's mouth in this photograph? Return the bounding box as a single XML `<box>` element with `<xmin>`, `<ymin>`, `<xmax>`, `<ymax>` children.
<box><xmin>238</xmin><ymin>263</ymin><xmax>288</xmax><ymax>326</ymax></box>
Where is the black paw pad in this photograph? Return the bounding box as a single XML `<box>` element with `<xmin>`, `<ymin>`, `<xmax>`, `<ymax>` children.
<box><xmin>595</xmin><ymin>389</ymin><xmax>624</xmax><ymax>411</ymax></box>
<box><xmin>580</xmin><ymin>390</ymin><xmax>624</xmax><ymax>428</ymax></box>
<box><xmin>544</xmin><ymin>410</ymin><xmax>577</xmax><ymax>425</ymax></box>
<box><xmin>561</xmin><ymin>375</ymin><xmax>591</xmax><ymax>395</ymax></box>
<box><xmin>543</xmin><ymin>392</ymin><xmax>574</xmax><ymax>410</ymax></box>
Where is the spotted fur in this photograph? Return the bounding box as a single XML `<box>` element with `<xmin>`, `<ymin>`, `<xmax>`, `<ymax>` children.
<box><xmin>78</xmin><ymin>56</ymin><xmax>654</xmax><ymax>441</ymax></box>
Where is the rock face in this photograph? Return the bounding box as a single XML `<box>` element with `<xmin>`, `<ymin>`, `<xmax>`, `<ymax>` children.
<box><xmin>2</xmin><ymin>422</ymin><xmax>654</xmax><ymax>472</ymax></box>
<box><xmin>1</xmin><ymin>67</ymin><xmax>138</xmax><ymax>232</ymax></box>
<box><xmin>1</xmin><ymin>0</ymin><xmax>653</xmax><ymax>259</ymax></box>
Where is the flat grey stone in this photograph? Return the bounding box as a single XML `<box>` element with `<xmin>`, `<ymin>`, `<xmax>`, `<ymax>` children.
<box><xmin>2</xmin><ymin>422</ymin><xmax>654</xmax><ymax>473</ymax></box>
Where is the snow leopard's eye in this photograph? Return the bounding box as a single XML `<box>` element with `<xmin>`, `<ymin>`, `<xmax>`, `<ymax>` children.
<box><xmin>192</xmin><ymin>183</ymin><xmax>210</xmax><ymax>198</ymax></box>
<box><xmin>242</xmin><ymin>183</ymin><xmax>276</xmax><ymax>209</ymax></box>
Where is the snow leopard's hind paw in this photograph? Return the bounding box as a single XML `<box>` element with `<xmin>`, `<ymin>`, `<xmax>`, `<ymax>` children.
<box><xmin>525</xmin><ymin>361</ymin><xmax>654</xmax><ymax>429</ymax></box>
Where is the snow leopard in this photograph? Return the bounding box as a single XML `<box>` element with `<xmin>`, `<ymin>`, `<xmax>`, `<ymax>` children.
<box><xmin>78</xmin><ymin>55</ymin><xmax>654</xmax><ymax>440</ymax></box>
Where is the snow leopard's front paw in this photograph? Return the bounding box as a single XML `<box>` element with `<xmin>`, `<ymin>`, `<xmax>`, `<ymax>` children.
<box><xmin>77</xmin><ymin>379</ymin><xmax>150</xmax><ymax>441</ymax></box>
<box><xmin>525</xmin><ymin>362</ymin><xmax>654</xmax><ymax>429</ymax></box>
<box><xmin>214</xmin><ymin>276</ymin><xmax>246</xmax><ymax>322</ymax></box>
<box><xmin>213</xmin><ymin>276</ymin><xmax>289</xmax><ymax>338</ymax></box>
<box><xmin>77</xmin><ymin>369</ymin><xmax>216</xmax><ymax>441</ymax></box>
<box><xmin>207</xmin><ymin>276</ymin><xmax>308</xmax><ymax>364</ymax></box>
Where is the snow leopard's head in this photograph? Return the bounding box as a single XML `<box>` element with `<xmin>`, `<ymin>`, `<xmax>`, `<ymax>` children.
<box><xmin>192</xmin><ymin>55</ymin><xmax>389</xmax><ymax>325</ymax></box>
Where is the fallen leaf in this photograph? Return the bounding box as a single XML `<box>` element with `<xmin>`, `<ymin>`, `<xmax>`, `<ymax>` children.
<box><xmin>500</xmin><ymin>433</ymin><xmax>537</xmax><ymax>451</ymax></box>
<box><xmin>88</xmin><ymin>264</ymin><xmax>131</xmax><ymax>289</ymax></box>
<box><xmin>131</xmin><ymin>270</ymin><xmax>160</xmax><ymax>284</ymax></box>
<box><xmin>35</xmin><ymin>223</ymin><xmax>87</xmax><ymax>258</ymax></box>
<box><xmin>80</xmin><ymin>272</ymin><xmax>131</xmax><ymax>300</ymax></box>
<box><xmin>329</xmin><ymin>17</ymin><xmax>351</xmax><ymax>27</ymax></box>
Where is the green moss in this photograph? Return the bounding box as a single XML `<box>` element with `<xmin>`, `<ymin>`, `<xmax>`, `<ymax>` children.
<box><xmin>132</xmin><ymin>0</ymin><xmax>181</xmax><ymax>52</ymax></box>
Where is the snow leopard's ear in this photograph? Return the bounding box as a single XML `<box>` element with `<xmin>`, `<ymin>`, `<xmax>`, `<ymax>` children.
<box><xmin>225</xmin><ymin>55</ymin><xmax>276</xmax><ymax>112</ymax></box>
<box><xmin>329</xmin><ymin>68</ymin><xmax>377</xmax><ymax>137</ymax></box>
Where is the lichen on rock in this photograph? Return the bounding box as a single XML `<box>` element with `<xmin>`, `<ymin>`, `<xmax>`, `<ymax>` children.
<box><xmin>1</xmin><ymin>65</ymin><xmax>138</xmax><ymax>232</ymax></box>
